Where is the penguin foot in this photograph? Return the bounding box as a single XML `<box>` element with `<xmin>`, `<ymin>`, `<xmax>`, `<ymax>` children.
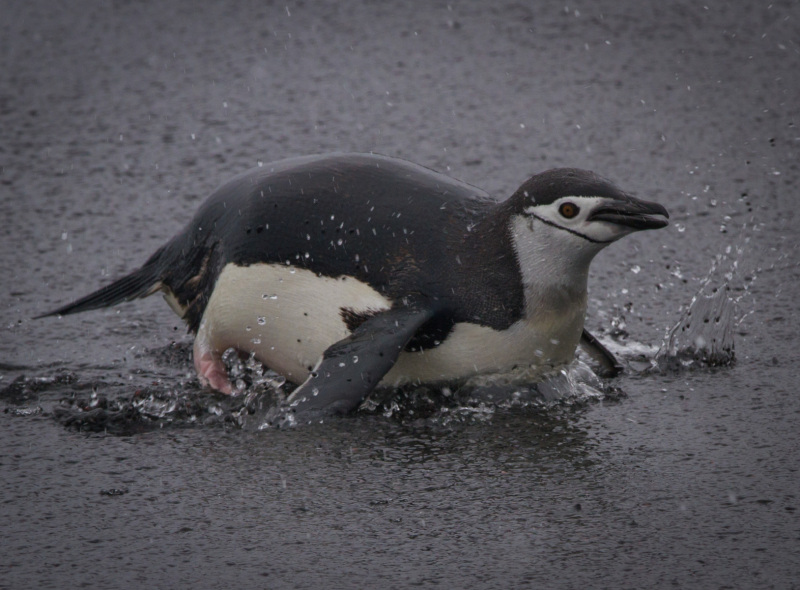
<box><xmin>193</xmin><ymin>343</ymin><xmax>233</xmax><ymax>395</ymax></box>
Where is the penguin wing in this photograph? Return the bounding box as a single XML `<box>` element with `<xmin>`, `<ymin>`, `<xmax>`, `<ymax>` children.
<box><xmin>262</xmin><ymin>305</ymin><xmax>437</xmax><ymax>426</ymax></box>
<box><xmin>580</xmin><ymin>328</ymin><xmax>623</xmax><ymax>377</ymax></box>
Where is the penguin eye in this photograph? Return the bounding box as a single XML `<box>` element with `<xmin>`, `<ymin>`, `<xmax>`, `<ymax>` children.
<box><xmin>559</xmin><ymin>202</ymin><xmax>579</xmax><ymax>219</ymax></box>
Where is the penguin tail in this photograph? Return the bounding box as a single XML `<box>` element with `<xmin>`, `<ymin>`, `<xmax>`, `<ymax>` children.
<box><xmin>35</xmin><ymin>248</ymin><xmax>166</xmax><ymax>319</ymax></box>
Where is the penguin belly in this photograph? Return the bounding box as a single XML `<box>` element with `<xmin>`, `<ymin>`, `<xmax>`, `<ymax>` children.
<box><xmin>195</xmin><ymin>264</ymin><xmax>392</xmax><ymax>382</ymax></box>
<box><xmin>382</xmin><ymin>308</ymin><xmax>586</xmax><ymax>386</ymax></box>
<box><xmin>192</xmin><ymin>264</ymin><xmax>587</xmax><ymax>389</ymax></box>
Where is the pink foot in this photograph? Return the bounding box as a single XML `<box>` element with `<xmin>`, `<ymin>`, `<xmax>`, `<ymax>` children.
<box><xmin>193</xmin><ymin>341</ymin><xmax>233</xmax><ymax>395</ymax></box>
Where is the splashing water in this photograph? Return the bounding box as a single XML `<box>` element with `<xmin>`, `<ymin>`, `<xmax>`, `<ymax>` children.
<box><xmin>11</xmin><ymin>342</ymin><xmax>621</xmax><ymax>432</ymax></box>
<box><xmin>239</xmin><ymin>354</ymin><xmax>615</xmax><ymax>430</ymax></box>
<box><xmin>349</xmin><ymin>359</ymin><xmax>615</xmax><ymax>428</ymax></box>
<box><xmin>655</xmin><ymin>231</ymin><xmax>754</xmax><ymax>370</ymax></box>
<box><xmin>221</xmin><ymin>348</ymin><xmax>288</xmax><ymax>425</ymax></box>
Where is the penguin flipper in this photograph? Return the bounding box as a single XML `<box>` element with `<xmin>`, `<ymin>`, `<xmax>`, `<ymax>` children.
<box><xmin>266</xmin><ymin>305</ymin><xmax>437</xmax><ymax>426</ymax></box>
<box><xmin>580</xmin><ymin>328</ymin><xmax>623</xmax><ymax>377</ymax></box>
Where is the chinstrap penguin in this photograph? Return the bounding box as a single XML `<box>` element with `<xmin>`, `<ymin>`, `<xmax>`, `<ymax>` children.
<box><xmin>39</xmin><ymin>153</ymin><xmax>668</xmax><ymax>424</ymax></box>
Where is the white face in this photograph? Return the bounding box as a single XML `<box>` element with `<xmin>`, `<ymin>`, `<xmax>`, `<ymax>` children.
<box><xmin>509</xmin><ymin>195</ymin><xmax>643</xmax><ymax>303</ymax></box>
<box><xmin>523</xmin><ymin>196</ymin><xmax>639</xmax><ymax>245</ymax></box>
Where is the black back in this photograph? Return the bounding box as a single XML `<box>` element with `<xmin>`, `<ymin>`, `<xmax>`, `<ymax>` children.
<box><xmin>161</xmin><ymin>153</ymin><xmax>525</xmax><ymax>334</ymax></box>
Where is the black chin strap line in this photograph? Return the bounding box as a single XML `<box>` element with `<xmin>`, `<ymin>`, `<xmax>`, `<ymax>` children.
<box><xmin>528</xmin><ymin>212</ymin><xmax>613</xmax><ymax>245</ymax></box>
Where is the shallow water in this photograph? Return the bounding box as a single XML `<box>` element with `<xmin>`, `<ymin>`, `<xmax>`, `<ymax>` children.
<box><xmin>2</xmin><ymin>1</ymin><xmax>800</xmax><ymax>588</ymax></box>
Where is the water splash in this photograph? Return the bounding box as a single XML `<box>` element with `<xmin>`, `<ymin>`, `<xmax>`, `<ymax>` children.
<box><xmin>221</xmin><ymin>348</ymin><xmax>288</xmax><ymax>425</ymax></box>
<box><xmin>8</xmin><ymin>345</ymin><xmax>621</xmax><ymax>433</ymax></box>
<box><xmin>354</xmin><ymin>359</ymin><xmax>617</xmax><ymax>428</ymax></box>
<box><xmin>655</xmin><ymin>231</ymin><xmax>755</xmax><ymax>371</ymax></box>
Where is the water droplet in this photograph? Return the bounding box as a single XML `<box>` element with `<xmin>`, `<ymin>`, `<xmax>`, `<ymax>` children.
<box><xmin>245</xmin><ymin>326</ymin><xmax>252</xmax><ymax>332</ymax></box>
<box><xmin>676</xmin><ymin>223</ymin><xmax>686</xmax><ymax>233</ymax></box>
<box><xmin>631</xmin><ymin>265</ymin><xmax>641</xmax><ymax>274</ymax></box>
<box><xmin>257</xmin><ymin>316</ymin><xmax>266</xmax><ymax>325</ymax></box>
<box><xmin>352</xmin><ymin>355</ymin><xmax>358</xmax><ymax>364</ymax></box>
<box><xmin>251</xmin><ymin>338</ymin><xmax>261</xmax><ymax>344</ymax></box>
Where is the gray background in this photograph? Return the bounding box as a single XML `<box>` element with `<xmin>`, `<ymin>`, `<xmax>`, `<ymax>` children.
<box><xmin>1</xmin><ymin>1</ymin><xmax>798</xmax><ymax>588</ymax></box>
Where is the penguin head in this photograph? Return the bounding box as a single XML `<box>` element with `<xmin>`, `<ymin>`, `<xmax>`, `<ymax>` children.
<box><xmin>509</xmin><ymin>168</ymin><xmax>669</xmax><ymax>246</ymax></box>
<box><xmin>505</xmin><ymin>168</ymin><xmax>669</xmax><ymax>291</ymax></box>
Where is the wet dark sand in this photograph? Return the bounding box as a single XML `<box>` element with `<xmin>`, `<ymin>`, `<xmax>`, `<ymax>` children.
<box><xmin>2</xmin><ymin>1</ymin><xmax>799</xmax><ymax>588</ymax></box>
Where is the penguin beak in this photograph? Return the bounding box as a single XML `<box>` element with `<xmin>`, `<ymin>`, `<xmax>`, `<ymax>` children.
<box><xmin>588</xmin><ymin>197</ymin><xmax>669</xmax><ymax>231</ymax></box>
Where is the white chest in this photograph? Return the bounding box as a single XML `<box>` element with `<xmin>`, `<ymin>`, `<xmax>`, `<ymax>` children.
<box><xmin>384</xmin><ymin>295</ymin><xmax>586</xmax><ymax>386</ymax></box>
